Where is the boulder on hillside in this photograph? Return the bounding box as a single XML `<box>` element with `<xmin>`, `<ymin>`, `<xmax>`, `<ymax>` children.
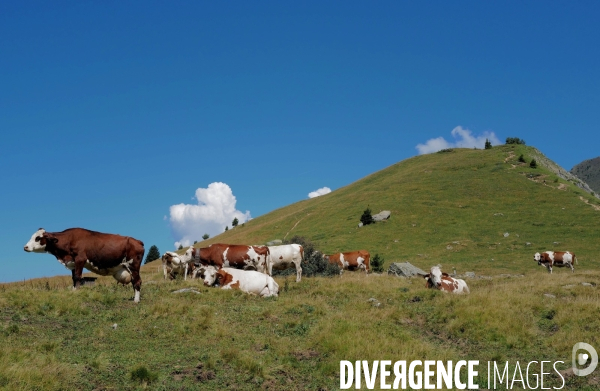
<box><xmin>372</xmin><ymin>210</ymin><xmax>391</xmax><ymax>222</ymax></box>
<box><xmin>388</xmin><ymin>262</ymin><xmax>427</xmax><ymax>277</ymax></box>
<box><xmin>266</xmin><ymin>239</ymin><xmax>282</xmax><ymax>246</ymax></box>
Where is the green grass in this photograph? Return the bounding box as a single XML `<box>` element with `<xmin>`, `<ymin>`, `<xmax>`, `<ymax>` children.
<box><xmin>1</xmin><ymin>145</ymin><xmax>599</xmax><ymax>390</ymax></box>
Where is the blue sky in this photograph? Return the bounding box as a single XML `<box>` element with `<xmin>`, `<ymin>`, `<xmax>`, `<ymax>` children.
<box><xmin>2</xmin><ymin>1</ymin><xmax>599</xmax><ymax>282</ymax></box>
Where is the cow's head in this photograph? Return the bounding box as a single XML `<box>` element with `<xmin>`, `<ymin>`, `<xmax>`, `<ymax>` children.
<box><xmin>184</xmin><ymin>246</ymin><xmax>195</xmax><ymax>260</ymax></box>
<box><xmin>426</xmin><ymin>265</ymin><xmax>444</xmax><ymax>288</ymax></box>
<box><xmin>202</xmin><ymin>266</ymin><xmax>219</xmax><ymax>286</ymax></box>
<box><xmin>322</xmin><ymin>253</ymin><xmax>330</xmax><ymax>262</ymax></box>
<box><xmin>24</xmin><ymin>228</ymin><xmax>52</xmax><ymax>253</ymax></box>
<box><xmin>533</xmin><ymin>252</ymin><xmax>542</xmax><ymax>264</ymax></box>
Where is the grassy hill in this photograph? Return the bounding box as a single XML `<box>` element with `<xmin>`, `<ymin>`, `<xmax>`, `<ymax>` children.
<box><xmin>571</xmin><ymin>156</ymin><xmax>600</xmax><ymax>195</ymax></box>
<box><xmin>2</xmin><ymin>144</ymin><xmax>599</xmax><ymax>390</ymax></box>
<box><xmin>201</xmin><ymin>144</ymin><xmax>600</xmax><ymax>275</ymax></box>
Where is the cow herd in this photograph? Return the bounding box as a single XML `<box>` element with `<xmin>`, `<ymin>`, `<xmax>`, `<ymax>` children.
<box><xmin>162</xmin><ymin>243</ymin><xmax>371</xmax><ymax>297</ymax></box>
<box><xmin>23</xmin><ymin>227</ymin><xmax>579</xmax><ymax>302</ymax></box>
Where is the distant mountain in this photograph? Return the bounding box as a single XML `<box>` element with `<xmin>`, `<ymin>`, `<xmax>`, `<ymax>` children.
<box><xmin>571</xmin><ymin>156</ymin><xmax>600</xmax><ymax>194</ymax></box>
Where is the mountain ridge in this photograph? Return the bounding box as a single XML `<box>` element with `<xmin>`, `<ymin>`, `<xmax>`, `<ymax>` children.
<box><xmin>570</xmin><ymin>155</ymin><xmax>600</xmax><ymax>195</ymax></box>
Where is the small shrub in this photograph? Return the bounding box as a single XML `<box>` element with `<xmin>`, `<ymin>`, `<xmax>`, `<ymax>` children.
<box><xmin>518</xmin><ymin>154</ymin><xmax>526</xmax><ymax>163</ymax></box>
<box><xmin>130</xmin><ymin>365</ymin><xmax>158</xmax><ymax>384</ymax></box>
<box><xmin>437</xmin><ymin>148</ymin><xmax>454</xmax><ymax>153</ymax></box>
<box><xmin>484</xmin><ymin>139</ymin><xmax>492</xmax><ymax>149</ymax></box>
<box><xmin>4</xmin><ymin>324</ymin><xmax>19</xmax><ymax>335</ymax></box>
<box><xmin>232</xmin><ymin>217</ymin><xmax>239</xmax><ymax>227</ymax></box>
<box><xmin>371</xmin><ymin>254</ymin><xmax>385</xmax><ymax>273</ymax></box>
<box><xmin>506</xmin><ymin>137</ymin><xmax>526</xmax><ymax>145</ymax></box>
<box><xmin>530</xmin><ymin>159</ymin><xmax>538</xmax><ymax>168</ymax></box>
<box><xmin>276</xmin><ymin>236</ymin><xmax>340</xmax><ymax>277</ymax></box>
<box><xmin>360</xmin><ymin>208</ymin><xmax>374</xmax><ymax>226</ymax></box>
<box><xmin>202</xmin><ymin>233</ymin><xmax>210</xmax><ymax>240</ymax></box>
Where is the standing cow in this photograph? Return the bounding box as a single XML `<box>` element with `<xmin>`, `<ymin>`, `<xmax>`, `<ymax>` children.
<box><xmin>323</xmin><ymin>250</ymin><xmax>370</xmax><ymax>274</ymax></box>
<box><xmin>267</xmin><ymin>244</ymin><xmax>303</xmax><ymax>282</ymax></box>
<box><xmin>24</xmin><ymin>228</ymin><xmax>145</xmax><ymax>302</ymax></box>
<box><xmin>534</xmin><ymin>251</ymin><xmax>576</xmax><ymax>273</ymax></box>
<box><xmin>162</xmin><ymin>250</ymin><xmax>195</xmax><ymax>280</ymax></box>
<box><xmin>423</xmin><ymin>266</ymin><xmax>470</xmax><ymax>294</ymax></box>
<box><xmin>185</xmin><ymin>243</ymin><xmax>269</xmax><ymax>273</ymax></box>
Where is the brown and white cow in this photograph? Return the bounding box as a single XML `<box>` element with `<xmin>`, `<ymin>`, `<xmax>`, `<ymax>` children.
<box><xmin>267</xmin><ymin>244</ymin><xmax>304</xmax><ymax>282</ymax></box>
<box><xmin>423</xmin><ymin>266</ymin><xmax>470</xmax><ymax>294</ymax></box>
<box><xmin>24</xmin><ymin>228</ymin><xmax>145</xmax><ymax>302</ymax></box>
<box><xmin>202</xmin><ymin>267</ymin><xmax>279</xmax><ymax>297</ymax></box>
<box><xmin>161</xmin><ymin>250</ymin><xmax>195</xmax><ymax>280</ymax></box>
<box><xmin>534</xmin><ymin>251</ymin><xmax>576</xmax><ymax>273</ymax></box>
<box><xmin>324</xmin><ymin>250</ymin><xmax>370</xmax><ymax>274</ymax></box>
<box><xmin>184</xmin><ymin>243</ymin><xmax>269</xmax><ymax>273</ymax></box>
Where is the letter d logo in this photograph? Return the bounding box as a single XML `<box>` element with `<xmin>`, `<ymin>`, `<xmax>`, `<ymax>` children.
<box><xmin>572</xmin><ymin>342</ymin><xmax>598</xmax><ymax>376</ymax></box>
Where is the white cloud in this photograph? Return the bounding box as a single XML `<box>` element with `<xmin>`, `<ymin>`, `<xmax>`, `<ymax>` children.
<box><xmin>169</xmin><ymin>182</ymin><xmax>251</xmax><ymax>249</ymax></box>
<box><xmin>308</xmin><ymin>187</ymin><xmax>332</xmax><ymax>198</ymax></box>
<box><xmin>416</xmin><ymin>126</ymin><xmax>501</xmax><ymax>154</ymax></box>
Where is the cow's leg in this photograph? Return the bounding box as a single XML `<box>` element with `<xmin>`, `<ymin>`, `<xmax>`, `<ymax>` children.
<box><xmin>569</xmin><ymin>262</ymin><xmax>574</xmax><ymax>273</ymax></box>
<box><xmin>184</xmin><ymin>263</ymin><xmax>188</xmax><ymax>280</ymax></box>
<box><xmin>296</xmin><ymin>263</ymin><xmax>302</xmax><ymax>283</ymax></box>
<box><xmin>129</xmin><ymin>265</ymin><xmax>141</xmax><ymax>303</ymax></box>
<box><xmin>71</xmin><ymin>269</ymin><xmax>79</xmax><ymax>289</ymax></box>
<box><xmin>163</xmin><ymin>264</ymin><xmax>168</xmax><ymax>280</ymax></box>
<box><xmin>72</xmin><ymin>257</ymin><xmax>86</xmax><ymax>289</ymax></box>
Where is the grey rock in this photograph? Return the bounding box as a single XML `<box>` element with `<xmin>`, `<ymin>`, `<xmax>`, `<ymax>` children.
<box><xmin>358</xmin><ymin>222</ymin><xmax>363</xmax><ymax>228</ymax></box>
<box><xmin>526</xmin><ymin>242</ymin><xmax>532</xmax><ymax>246</ymax></box>
<box><xmin>112</xmin><ymin>323</ymin><xmax>118</xmax><ymax>330</ymax></box>
<box><xmin>553</xmin><ymin>242</ymin><xmax>560</xmax><ymax>245</ymax></box>
<box><xmin>465</xmin><ymin>272</ymin><xmax>476</xmax><ymax>278</ymax></box>
<box><xmin>581</xmin><ymin>282</ymin><xmax>595</xmax><ymax>287</ymax></box>
<box><xmin>372</xmin><ymin>210</ymin><xmax>391</xmax><ymax>222</ymax></box>
<box><xmin>388</xmin><ymin>262</ymin><xmax>427</xmax><ymax>278</ymax></box>
<box><xmin>172</xmin><ymin>288</ymin><xmax>201</xmax><ymax>294</ymax></box>
<box><xmin>503</xmin><ymin>232</ymin><xmax>510</xmax><ymax>237</ymax></box>
<box><xmin>367</xmin><ymin>298</ymin><xmax>381</xmax><ymax>307</ymax></box>
<box><xmin>446</xmin><ymin>245</ymin><xmax>453</xmax><ymax>250</ymax></box>
<box><xmin>544</xmin><ymin>293</ymin><xmax>556</xmax><ymax>299</ymax></box>
<box><xmin>266</xmin><ymin>239</ymin><xmax>283</xmax><ymax>246</ymax></box>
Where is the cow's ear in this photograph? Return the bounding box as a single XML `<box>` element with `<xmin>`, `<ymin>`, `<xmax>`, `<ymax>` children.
<box><xmin>43</xmin><ymin>232</ymin><xmax>58</xmax><ymax>244</ymax></box>
<box><xmin>423</xmin><ymin>273</ymin><xmax>430</xmax><ymax>280</ymax></box>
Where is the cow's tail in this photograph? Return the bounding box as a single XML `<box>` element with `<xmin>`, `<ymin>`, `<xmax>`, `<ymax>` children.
<box><xmin>574</xmin><ymin>254</ymin><xmax>578</xmax><ymax>265</ymax></box>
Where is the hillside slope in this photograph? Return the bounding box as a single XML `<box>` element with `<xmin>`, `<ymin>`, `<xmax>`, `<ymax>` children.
<box><xmin>4</xmin><ymin>144</ymin><xmax>600</xmax><ymax>391</ymax></box>
<box><xmin>197</xmin><ymin>144</ymin><xmax>600</xmax><ymax>275</ymax></box>
<box><xmin>571</xmin><ymin>156</ymin><xmax>600</xmax><ymax>194</ymax></box>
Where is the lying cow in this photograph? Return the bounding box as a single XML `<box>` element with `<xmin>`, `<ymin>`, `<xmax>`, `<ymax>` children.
<box><xmin>161</xmin><ymin>251</ymin><xmax>195</xmax><ymax>280</ymax></box>
<box><xmin>534</xmin><ymin>251</ymin><xmax>576</xmax><ymax>274</ymax></box>
<box><xmin>184</xmin><ymin>243</ymin><xmax>269</xmax><ymax>273</ymax></box>
<box><xmin>267</xmin><ymin>244</ymin><xmax>303</xmax><ymax>282</ymax></box>
<box><xmin>324</xmin><ymin>250</ymin><xmax>370</xmax><ymax>274</ymax></box>
<box><xmin>202</xmin><ymin>267</ymin><xmax>279</xmax><ymax>297</ymax></box>
<box><xmin>423</xmin><ymin>266</ymin><xmax>470</xmax><ymax>294</ymax></box>
<box><xmin>24</xmin><ymin>228</ymin><xmax>145</xmax><ymax>302</ymax></box>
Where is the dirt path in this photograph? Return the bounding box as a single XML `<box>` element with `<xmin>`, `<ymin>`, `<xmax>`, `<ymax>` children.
<box><xmin>284</xmin><ymin>213</ymin><xmax>311</xmax><ymax>239</ymax></box>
